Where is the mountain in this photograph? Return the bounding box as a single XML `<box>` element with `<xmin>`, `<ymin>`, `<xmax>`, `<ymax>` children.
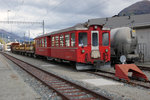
<box><xmin>0</xmin><ymin>29</ymin><xmax>33</xmax><ymax>43</ymax></box>
<box><xmin>118</xmin><ymin>0</ymin><xmax>150</xmax><ymax>16</ymax></box>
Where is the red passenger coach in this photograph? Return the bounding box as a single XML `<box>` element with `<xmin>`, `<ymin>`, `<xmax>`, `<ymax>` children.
<box><xmin>34</xmin><ymin>23</ymin><xmax>111</xmax><ymax>70</ymax></box>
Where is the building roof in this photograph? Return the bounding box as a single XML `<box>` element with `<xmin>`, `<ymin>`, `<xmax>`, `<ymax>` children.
<box><xmin>88</xmin><ymin>14</ymin><xmax>150</xmax><ymax>29</ymax></box>
<box><xmin>35</xmin><ymin>14</ymin><xmax>150</xmax><ymax>39</ymax></box>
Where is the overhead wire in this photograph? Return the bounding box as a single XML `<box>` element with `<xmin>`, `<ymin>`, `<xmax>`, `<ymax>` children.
<box><xmin>34</xmin><ymin>0</ymin><xmax>67</xmax><ymax>34</ymax></box>
<box><xmin>67</xmin><ymin>0</ymin><xmax>107</xmax><ymax>22</ymax></box>
<box><xmin>1</xmin><ymin>0</ymin><xmax>109</xmax><ymax>38</ymax></box>
<box><xmin>14</xmin><ymin>0</ymin><xmax>24</xmax><ymax>20</ymax></box>
<box><xmin>37</xmin><ymin>0</ymin><xmax>67</xmax><ymax>21</ymax></box>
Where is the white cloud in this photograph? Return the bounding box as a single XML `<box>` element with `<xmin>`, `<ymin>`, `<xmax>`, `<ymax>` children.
<box><xmin>0</xmin><ymin>0</ymin><xmax>144</xmax><ymax>38</ymax></box>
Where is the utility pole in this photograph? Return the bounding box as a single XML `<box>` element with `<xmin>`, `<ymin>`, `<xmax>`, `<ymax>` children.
<box><xmin>7</xmin><ymin>10</ymin><xmax>10</xmax><ymax>23</ymax></box>
<box><xmin>43</xmin><ymin>20</ymin><xmax>45</xmax><ymax>34</ymax></box>
<box><xmin>2</xmin><ymin>33</ymin><xmax>3</xmax><ymax>42</ymax></box>
<box><xmin>28</xmin><ymin>30</ymin><xmax>30</xmax><ymax>44</ymax></box>
<box><xmin>0</xmin><ymin>20</ymin><xmax>44</xmax><ymax>36</ymax></box>
<box><xmin>24</xmin><ymin>33</ymin><xmax>25</xmax><ymax>44</ymax></box>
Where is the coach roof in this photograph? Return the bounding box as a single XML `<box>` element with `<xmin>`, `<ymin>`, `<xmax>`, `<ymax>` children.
<box><xmin>35</xmin><ymin>23</ymin><xmax>88</xmax><ymax>39</ymax></box>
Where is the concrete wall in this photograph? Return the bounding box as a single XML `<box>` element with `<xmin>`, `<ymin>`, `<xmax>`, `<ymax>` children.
<box><xmin>136</xmin><ymin>28</ymin><xmax>150</xmax><ymax>61</ymax></box>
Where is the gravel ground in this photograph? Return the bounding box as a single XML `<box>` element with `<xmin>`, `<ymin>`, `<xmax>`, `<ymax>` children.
<box><xmin>143</xmin><ymin>71</ymin><xmax>150</xmax><ymax>79</ymax></box>
<box><xmin>2</xmin><ymin>53</ymin><xmax>62</xmax><ymax>100</ymax></box>
<box><xmin>5</xmin><ymin>52</ymin><xmax>150</xmax><ymax>100</ymax></box>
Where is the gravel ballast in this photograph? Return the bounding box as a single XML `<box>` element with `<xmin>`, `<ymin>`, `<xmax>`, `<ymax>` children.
<box><xmin>2</xmin><ymin>53</ymin><xmax>62</xmax><ymax>100</ymax></box>
<box><xmin>5</xmin><ymin>52</ymin><xmax>150</xmax><ymax>100</ymax></box>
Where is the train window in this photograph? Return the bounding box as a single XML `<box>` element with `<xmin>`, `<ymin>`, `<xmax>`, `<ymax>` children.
<box><xmin>37</xmin><ymin>40</ymin><xmax>39</xmax><ymax>47</ymax></box>
<box><xmin>42</xmin><ymin>38</ymin><xmax>44</xmax><ymax>47</ymax></box>
<box><xmin>7</xmin><ymin>45</ymin><xmax>10</xmax><ymax>49</ymax></box>
<box><xmin>65</xmin><ymin>34</ymin><xmax>70</xmax><ymax>47</ymax></box>
<box><xmin>55</xmin><ymin>36</ymin><xmax>59</xmax><ymax>47</ymax></box>
<box><xmin>71</xmin><ymin>33</ymin><xmax>75</xmax><ymax>47</ymax></box>
<box><xmin>78</xmin><ymin>32</ymin><xmax>87</xmax><ymax>46</ymax></box>
<box><xmin>102</xmin><ymin>32</ymin><xmax>109</xmax><ymax>46</ymax></box>
<box><xmin>36</xmin><ymin>40</ymin><xmax>37</xmax><ymax>47</ymax></box>
<box><xmin>38</xmin><ymin>40</ymin><xmax>40</xmax><ymax>47</ymax></box>
<box><xmin>39</xmin><ymin>39</ymin><xmax>41</xmax><ymax>47</ymax></box>
<box><xmin>36</xmin><ymin>40</ymin><xmax>38</xmax><ymax>47</ymax></box>
<box><xmin>52</xmin><ymin>36</ymin><xmax>54</xmax><ymax>46</ymax></box>
<box><xmin>92</xmin><ymin>33</ymin><xmax>98</xmax><ymax>46</ymax></box>
<box><xmin>45</xmin><ymin>38</ymin><xmax>47</xmax><ymax>47</ymax></box>
<box><xmin>60</xmin><ymin>35</ymin><xmax>64</xmax><ymax>46</ymax></box>
<box><xmin>40</xmin><ymin>39</ymin><xmax>41</xmax><ymax>47</ymax></box>
<box><xmin>35</xmin><ymin>40</ymin><xmax>37</xmax><ymax>47</ymax></box>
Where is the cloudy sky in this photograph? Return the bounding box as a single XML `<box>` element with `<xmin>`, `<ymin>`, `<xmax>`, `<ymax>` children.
<box><xmin>0</xmin><ymin>0</ymin><xmax>143</xmax><ymax>38</ymax></box>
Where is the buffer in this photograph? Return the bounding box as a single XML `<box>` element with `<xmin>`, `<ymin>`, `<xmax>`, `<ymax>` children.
<box><xmin>115</xmin><ymin>64</ymin><xmax>148</xmax><ymax>81</ymax></box>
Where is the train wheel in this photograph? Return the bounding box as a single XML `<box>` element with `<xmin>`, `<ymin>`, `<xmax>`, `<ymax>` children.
<box><xmin>31</xmin><ymin>54</ymin><xmax>33</xmax><ymax>57</ymax></box>
<box><xmin>28</xmin><ymin>53</ymin><xmax>31</xmax><ymax>57</ymax></box>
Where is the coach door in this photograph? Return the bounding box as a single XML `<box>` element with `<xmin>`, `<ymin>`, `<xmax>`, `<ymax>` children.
<box><xmin>91</xmin><ymin>31</ymin><xmax>100</xmax><ymax>58</ymax></box>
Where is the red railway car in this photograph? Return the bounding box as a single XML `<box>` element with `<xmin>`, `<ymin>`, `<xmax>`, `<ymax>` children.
<box><xmin>34</xmin><ymin>23</ymin><xmax>111</xmax><ymax>70</ymax></box>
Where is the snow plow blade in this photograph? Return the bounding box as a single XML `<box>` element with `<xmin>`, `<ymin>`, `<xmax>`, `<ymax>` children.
<box><xmin>115</xmin><ymin>64</ymin><xmax>148</xmax><ymax>81</ymax></box>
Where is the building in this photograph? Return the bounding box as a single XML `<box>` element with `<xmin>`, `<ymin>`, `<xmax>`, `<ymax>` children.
<box><xmin>87</xmin><ymin>14</ymin><xmax>150</xmax><ymax>61</ymax></box>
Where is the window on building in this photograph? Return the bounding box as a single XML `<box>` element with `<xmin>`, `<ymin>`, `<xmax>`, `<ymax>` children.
<box><xmin>52</xmin><ymin>36</ymin><xmax>54</xmax><ymax>46</ymax></box>
<box><xmin>60</xmin><ymin>35</ymin><xmax>64</xmax><ymax>46</ymax></box>
<box><xmin>45</xmin><ymin>37</ymin><xmax>47</xmax><ymax>47</ymax></box>
<box><xmin>71</xmin><ymin>33</ymin><xmax>75</xmax><ymax>47</ymax></box>
<box><xmin>102</xmin><ymin>32</ymin><xmax>109</xmax><ymax>46</ymax></box>
<box><xmin>55</xmin><ymin>36</ymin><xmax>59</xmax><ymax>47</ymax></box>
<box><xmin>65</xmin><ymin>34</ymin><xmax>70</xmax><ymax>47</ymax></box>
<box><xmin>78</xmin><ymin>32</ymin><xmax>87</xmax><ymax>46</ymax></box>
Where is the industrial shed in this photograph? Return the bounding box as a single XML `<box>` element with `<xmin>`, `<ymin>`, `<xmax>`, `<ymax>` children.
<box><xmin>88</xmin><ymin>14</ymin><xmax>150</xmax><ymax>61</ymax></box>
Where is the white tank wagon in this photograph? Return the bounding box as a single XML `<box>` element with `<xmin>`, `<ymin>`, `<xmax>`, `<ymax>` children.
<box><xmin>110</xmin><ymin>27</ymin><xmax>139</xmax><ymax>64</ymax></box>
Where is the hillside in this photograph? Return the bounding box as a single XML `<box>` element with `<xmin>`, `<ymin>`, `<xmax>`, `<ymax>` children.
<box><xmin>118</xmin><ymin>0</ymin><xmax>150</xmax><ymax>16</ymax></box>
<box><xmin>0</xmin><ymin>29</ymin><xmax>32</xmax><ymax>43</ymax></box>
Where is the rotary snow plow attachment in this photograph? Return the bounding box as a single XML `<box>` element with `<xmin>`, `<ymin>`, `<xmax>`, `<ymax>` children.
<box><xmin>115</xmin><ymin>64</ymin><xmax>148</xmax><ymax>81</ymax></box>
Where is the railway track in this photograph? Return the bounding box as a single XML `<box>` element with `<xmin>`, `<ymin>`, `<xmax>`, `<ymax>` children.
<box><xmin>2</xmin><ymin>52</ymin><xmax>110</xmax><ymax>100</ymax></box>
<box><xmin>88</xmin><ymin>70</ymin><xmax>150</xmax><ymax>89</ymax></box>
<box><xmin>138</xmin><ymin>66</ymin><xmax>150</xmax><ymax>72</ymax></box>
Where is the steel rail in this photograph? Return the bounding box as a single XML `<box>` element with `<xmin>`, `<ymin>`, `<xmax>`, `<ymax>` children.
<box><xmin>88</xmin><ymin>70</ymin><xmax>150</xmax><ymax>89</ymax></box>
<box><xmin>138</xmin><ymin>66</ymin><xmax>150</xmax><ymax>71</ymax></box>
<box><xmin>2</xmin><ymin>53</ymin><xmax>110</xmax><ymax>100</ymax></box>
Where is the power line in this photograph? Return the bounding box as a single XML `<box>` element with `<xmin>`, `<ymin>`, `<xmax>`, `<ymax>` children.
<box><xmin>14</xmin><ymin>0</ymin><xmax>24</xmax><ymax>19</ymax></box>
<box><xmin>0</xmin><ymin>20</ymin><xmax>42</xmax><ymax>24</ymax></box>
<box><xmin>0</xmin><ymin>20</ymin><xmax>44</xmax><ymax>34</ymax></box>
<box><xmin>38</xmin><ymin>0</ymin><xmax>67</xmax><ymax>21</ymax></box>
<box><xmin>69</xmin><ymin>0</ymin><xmax>107</xmax><ymax>20</ymax></box>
